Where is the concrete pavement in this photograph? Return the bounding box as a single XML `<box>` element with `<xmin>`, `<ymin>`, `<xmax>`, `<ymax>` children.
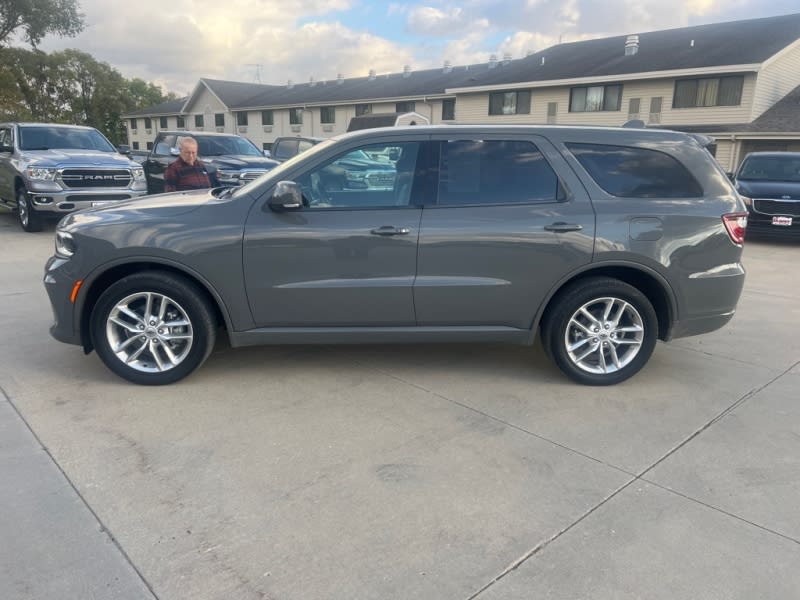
<box><xmin>1</xmin><ymin>211</ymin><xmax>798</xmax><ymax>599</ymax></box>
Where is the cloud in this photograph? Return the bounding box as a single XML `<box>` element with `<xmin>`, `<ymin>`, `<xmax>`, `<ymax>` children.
<box><xmin>24</xmin><ymin>0</ymin><xmax>795</xmax><ymax>97</ymax></box>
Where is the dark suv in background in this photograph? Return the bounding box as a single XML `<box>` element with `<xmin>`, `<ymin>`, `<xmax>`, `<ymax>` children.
<box><xmin>143</xmin><ymin>131</ymin><xmax>279</xmax><ymax>194</ymax></box>
<box><xmin>269</xmin><ymin>136</ymin><xmax>323</xmax><ymax>162</ymax></box>
<box><xmin>45</xmin><ymin>125</ymin><xmax>747</xmax><ymax>386</ymax></box>
<box><xmin>732</xmin><ymin>151</ymin><xmax>800</xmax><ymax>236</ymax></box>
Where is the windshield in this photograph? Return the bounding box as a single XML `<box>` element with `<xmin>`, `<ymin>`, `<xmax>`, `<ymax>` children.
<box><xmin>738</xmin><ymin>155</ymin><xmax>800</xmax><ymax>182</ymax></box>
<box><xmin>19</xmin><ymin>126</ymin><xmax>116</xmax><ymax>152</ymax></box>
<box><xmin>229</xmin><ymin>139</ymin><xmax>337</xmax><ymax>198</ymax></box>
<box><xmin>196</xmin><ymin>135</ymin><xmax>262</xmax><ymax>157</ymax></box>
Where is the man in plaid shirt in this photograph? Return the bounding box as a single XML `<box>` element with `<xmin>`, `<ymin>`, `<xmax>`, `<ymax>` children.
<box><xmin>164</xmin><ymin>137</ymin><xmax>219</xmax><ymax>192</ymax></box>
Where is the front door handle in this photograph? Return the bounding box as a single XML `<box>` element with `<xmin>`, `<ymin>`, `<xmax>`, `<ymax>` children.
<box><xmin>544</xmin><ymin>222</ymin><xmax>583</xmax><ymax>232</ymax></box>
<box><xmin>370</xmin><ymin>226</ymin><xmax>411</xmax><ymax>236</ymax></box>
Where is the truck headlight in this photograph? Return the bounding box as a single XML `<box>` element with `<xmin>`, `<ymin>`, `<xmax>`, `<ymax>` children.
<box><xmin>131</xmin><ymin>167</ymin><xmax>146</xmax><ymax>182</ymax></box>
<box><xmin>27</xmin><ymin>166</ymin><xmax>58</xmax><ymax>181</ymax></box>
<box><xmin>55</xmin><ymin>230</ymin><xmax>76</xmax><ymax>258</ymax></box>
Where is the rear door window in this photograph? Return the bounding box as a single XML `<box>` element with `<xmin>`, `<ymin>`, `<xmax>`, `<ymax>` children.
<box><xmin>436</xmin><ymin>139</ymin><xmax>563</xmax><ymax>206</ymax></box>
<box><xmin>566</xmin><ymin>142</ymin><xmax>703</xmax><ymax>198</ymax></box>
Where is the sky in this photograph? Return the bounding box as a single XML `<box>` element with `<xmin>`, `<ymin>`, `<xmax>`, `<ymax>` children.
<box><xmin>27</xmin><ymin>0</ymin><xmax>800</xmax><ymax>98</ymax></box>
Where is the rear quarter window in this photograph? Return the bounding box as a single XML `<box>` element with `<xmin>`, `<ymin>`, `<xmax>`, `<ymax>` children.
<box><xmin>566</xmin><ymin>142</ymin><xmax>703</xmax><ymax>198</ymax></box>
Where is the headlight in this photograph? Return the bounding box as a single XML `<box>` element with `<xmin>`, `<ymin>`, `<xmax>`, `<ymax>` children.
<box><xmin>217</xmin><ymin>169</ymin><xmax>240</xmax><ymax>183</ymax></box>
<box><xmin>55</xmin><ymin>230</ymin><xmax>76</xmax><ymax>258</ymax></box>
<box><xmin>27</xmin><ymin>166</ymin><xmax>57</xmax><ymax>181</ymax></box>
<box><xmin>131</xmin><ymin>168</ymin><xmax>146</xmax><ymax>182</ymax></box>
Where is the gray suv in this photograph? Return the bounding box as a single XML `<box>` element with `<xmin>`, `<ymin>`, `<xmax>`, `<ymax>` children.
<box><xmin>44</xmin><ymin>125</ymin><xmax>748</xmax><ymax>386</ymax></box>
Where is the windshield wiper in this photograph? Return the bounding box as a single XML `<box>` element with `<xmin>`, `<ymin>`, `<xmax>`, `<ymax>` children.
<box><xmin>23</xmin><ymin>146</ymin><xmax>50</xmax><ymax>150</ymax></box>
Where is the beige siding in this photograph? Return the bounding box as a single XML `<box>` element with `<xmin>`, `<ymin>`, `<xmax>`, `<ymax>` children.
<box><xmin>752</xmin><ymin>40</ymin><xmax>800</xmax><ymax>119</ymax></box>
<box><xmin>454</xmin><ymin>76</ymin><xmax>756</xmax><ymax>127</ymax></box>
<box><xmin>712</xmin><ymin>139</ymin><xmax>734</xmax><ymax>172</ymax></box>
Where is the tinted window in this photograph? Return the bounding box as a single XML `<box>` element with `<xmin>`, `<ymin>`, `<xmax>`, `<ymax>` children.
<box><xmin>18</xmin><ymin>126</ymin><xmax>115</xmax><ymax>151</ymax></box>
<box><xmin>295</xmin><ymin>142</ymin><xmax>419</xmax><ymax>209</ymax></box>
<box><xmin>437</xmin><ymin>140</ymin><xmax>562</xmax><ymax>206</ymax></box>
<box><xmin>154</xmin><ymin>135</ymin><xmax>176</xmax><ymax>156</ymax></box>
<box><xmin>274</xmin><ymin>139</ymin><xmax>298</xmax><ymax>160</ymax></box>
<box><xmin>566</xmin><ymin>143</ymin><xmax>703</xmax><ymax>198</ymax></box>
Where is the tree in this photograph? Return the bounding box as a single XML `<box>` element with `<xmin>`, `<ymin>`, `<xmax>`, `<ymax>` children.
<box><xmin>0</xmin><ymin>47</ymin><xmax>177</xmax><ymax>145</ymax></box>
<box><xmin>0</xmin><ymin>0</ymin><xmax>84</xmax><ymax>47</ymax></box>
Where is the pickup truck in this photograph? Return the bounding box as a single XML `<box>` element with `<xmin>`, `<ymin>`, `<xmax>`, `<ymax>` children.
<box><xmin>143</xmin><ymin>131</ymin><xmax>279</xmax><ymax>194</ymax></box>
<box><xmin>0</xmin><ymin>122</ymin><xmax>148</xmax><ymax>232</ymax></box>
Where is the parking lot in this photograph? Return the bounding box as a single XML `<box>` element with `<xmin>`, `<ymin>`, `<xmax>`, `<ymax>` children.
<box><xmin>1</xmin><ymin>211</ymin><xmax>798</xmax><ymax>600</ymax></box>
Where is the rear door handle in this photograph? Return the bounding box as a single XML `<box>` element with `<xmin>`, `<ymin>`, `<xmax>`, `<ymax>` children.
<box><xmin>544</xmin><ymin>222</ymin><xmax>583</xmax><ymax>232</ymax></box>
<box><xmin>370</xmin><ymin>226</ymin><xmax>411</xmax><ymax>236</ymax></box>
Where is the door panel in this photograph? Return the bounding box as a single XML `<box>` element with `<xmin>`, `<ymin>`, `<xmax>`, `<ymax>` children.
<box><xmin>414</xmin><ymin>135</ymin><xmax>595</xmax><ymax>329</ymax></box>
<box><xmin>243</xmin><ymin>140</ymin><xmax>426</xmax><ymax>327</ymax></box>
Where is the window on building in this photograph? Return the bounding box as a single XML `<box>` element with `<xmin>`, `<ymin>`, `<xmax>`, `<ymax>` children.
<box><xmin>144</xmin><ymin>117</ymin><xmax>152</xmax><ymax>129</ymax></box>
<box><xmin>628</xmin><ymin>98</ymin><xmax>641</xmax><ymax>116</ymax></box>
<box><xmin>396</xmin><ymin>101</ymin><xmax>416</xmax><ymax>113</ymax></box>
<box><xmin>215</xmin><ymin>113</ymin><xmax>225</xmax><ymax>127</ymax></box>
<box><xmin>146</xmin><ymin>141</ymin><xmax>153</xmax><ymax>150</ymax></box>
<box><xmin>355</xmin><ymin>104</ymin><xmax>372</xmax><ymax>116</ymax></box>
<box><xmin>547</xmin><ymin>102</ymin><xmax>558</xmax><ymax>124</ymax></box>
<box><xmin>176</xmin><ymin>115</ymin><xmax>185</xmax><ymax>128</ymax></box>
<box><xmin>673</xmin><ymin>76</ymin><xmax>743</xmax><ymax>108</ymax></box>
<box><xmin>237</xmin><ymin>112</ymin><xmax>248</xmax><ymax>126</ymax></box>
<box><xmin>159</xmin><ymin>116</ymin><xmax>168</xmax><ymax>128</ymax></box>
<box><xmin>194</xmin><ymin>114</ymin><xmax>204</xmax><ymax>128</ymax></box>
<box><xmin>488</xmin><ymin>90</ymin><xmax>531</xmax><ymax>115</ymax></box>
<box><xmin>442</xmin><ymin>99</ymin><xmax>455</xmax><ymax>121</ymax></box>
<box><xmin>290</xmin><ymin>108</ymin><xmax>303</xmax><ymax>125</ymax></box>
<box><xmin>130</xmin><ymin>118</ymin><xmax>137</xmax><ymax>130</ymax></box>
<box><xmin>132</xmin><ymin>141</ymin><xmax>139</xmax><ymax>150</ymax></box>
<box><xmin>566</xmin><ymin>143</ymin><xmax>703</xmax><ymax>198</ymax></box>
<box><xmin>261</xmin><ymin>110</ymin><xmax>273</xmax><ymax>125</ymax></box>
<box><xmin>437</xmin><ymin>140</ymin><xmax>562</xmax><ymax>205</ymax></box>
<box><xmin>320</xmin><ymin>106</ymin><xmax>336</xmax><ymax>124</ymax></box>
<box><xmin>569</xmin><ymin>85</ymin><xmax>622</xmax><ymax>112</ymax></box>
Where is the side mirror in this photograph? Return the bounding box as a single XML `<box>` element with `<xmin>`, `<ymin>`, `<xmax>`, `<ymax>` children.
<box><xmin>268</xmin><ymin>181</ymin><xmax>303</xmax><ymax>211</ymax></box>
<box><xmin>118</xmin><ymin>144</ymin><xmax>131</xmax><ymax>154</ymax></box>
<box><xmin>0</xmin><ymin>144</ymin><xmax>13</xmax><ymax>153</ymax></box>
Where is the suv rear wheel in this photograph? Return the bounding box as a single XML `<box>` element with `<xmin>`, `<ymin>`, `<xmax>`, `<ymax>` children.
<box><xmin>17</xmin><ymin>187</ymin><xmax>43</xmax><ymax>232</ymax></box>
<box><xmin>542</xmin><ymin>277</ymin><xmax>658</xmax><ymax>385</ymax></box>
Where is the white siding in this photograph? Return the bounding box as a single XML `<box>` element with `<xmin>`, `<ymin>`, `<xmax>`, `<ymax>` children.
<box><xmin>752</xmin><ymin>40</ymin><xmax>800</xmax><ymax>119</ymax></box>
<box><xmin>712</xmin><ymin>139</ymin><xmax>734</xmax><ymax>172</ymax></box>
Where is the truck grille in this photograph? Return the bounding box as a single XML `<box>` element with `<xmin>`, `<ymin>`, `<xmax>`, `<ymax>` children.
<box><xmin>366</xmin><ymin>172</ymin><xmax>395</xmax><ymax>188</ymax></box>
<box><xmin>240</xmin><ymin>170</ymin><xmax>267</xmax><ymax>182</ymax></box>
<box><xmin>753</xmin><ymin>199</ymin><xmax>800</xmax><ymax>217</ymax></box>
<box><xmin>60</xmin><ymin>169</ymin><xmax>132</xmax><ymax>188</ymax></box>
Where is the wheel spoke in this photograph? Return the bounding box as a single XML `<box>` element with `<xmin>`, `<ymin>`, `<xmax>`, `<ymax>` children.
<box><xmin>113</xmin><ymin>335</ymin><xmax>141</xmax><ymax>353</ymax></box>
<box><xmin>616</xmin><ymin>325</ymin><xmax>643</xmax><ymax>333</ymax></box>
<box><xmin>143</xmin><ymin>293</ymin><xmax>154</xmax><ymax>324</ymax></box>
<box><xmin>608</xmin><ymin>343</ymin><xmax>622</xmax><ymax>368</ymax></box>
<box><xmin>568</xmin><ymin>317</ymin><xmax>593</xmax><ymax>335</ymax></box>
<box><xmin>579</xmin><ymin>307</ymin><xmax>601</xmax><ymax>327</ymax></box>
<box><xmin>126</xmin><ymin>338</ymin><xmax>149</xmax><ymax>363</ymax></box>
<box><xmin>567</xmin><ymin>337</ymin><xmax>592</xmax><ymax>352</ymax></box>
<box><xmin>611</xmin><ymin>302</ymin><xmax>630</xmax><ymax>327</ymax></box>
<box><xmin>109</xmin><ymin>316</ymin><xmax>141</xmax><ymax>333</ymax></box>
<box><xmin>150</xmin><ymin>341</ymin><xmax>166</xmax><ymax>371</ymax></box>
<box><xmin>117</xmin><ymin>305</ymin><xmax>144</xmax><ymax>325</ymax></box>
<box><xmin>160</xmin><ymin>342</ymin><xmax>178</xmax><ymax>365</ymax></box>
<box><xmin>602</xmin><ymin>299</ymin><xmax>615</xmax><ymax>322</ymax></box>
<box><xmin>598</xmin><ymin>344</ymin><xmax>608</xmax><ymax>372</ymax></box>
<box><xmin>575</xmin><ymin>342</ymin><xmax>599</xmax><ymax>363</ymax></box>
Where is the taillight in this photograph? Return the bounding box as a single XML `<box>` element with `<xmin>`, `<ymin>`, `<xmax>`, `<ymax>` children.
<box><xmin>723</xmin><ymin>212</ymin><xmax>748</xmax><ymax>245</ymax></box>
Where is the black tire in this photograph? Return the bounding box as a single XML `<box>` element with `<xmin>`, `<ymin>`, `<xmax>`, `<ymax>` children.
<box><xmin>541</xmin><ymin>277</ymin><xmax>658</xmax><ymax>386</ymax></box>
<box><xmin>16</xmin><ymin>187</ymin><xmax>43</xmax><ymax>232</ymax></box>
<box><xmin>90</xmin><ymin>272</ymin><xmax>216</xmax><ymax>385</ymax></box>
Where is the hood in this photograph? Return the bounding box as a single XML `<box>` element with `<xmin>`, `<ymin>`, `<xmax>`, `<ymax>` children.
<box><xmin>203</xmin><ymin>155</ymin><xmax>280</xmax><ymax>170</ymax></box>
<box><xmin>60</xmin><ymin>189</ymin><xmax>218</xmax><ymax>230</ymax></box>
<box><xmin>22</xmin><ymin>148</ymin><xmax>138</xmax><ymax>168</ymax></box>
<box><xmin>735</xmin><ymin>179</ymin><xmax>800</xmax><ymax>200</ymax></box>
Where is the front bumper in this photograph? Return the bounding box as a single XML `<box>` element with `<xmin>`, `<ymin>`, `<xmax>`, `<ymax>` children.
<box><xmin>29</xmin><ymin>187</ymin><xmax>148</xmax><ymax>213</ymax></box>
<box><xmin>746</xmin><ymin>201</ymin><xmax>800</xmax><ymax>237</ymax></box>
<box><xmin>43</xmin><ymin>255</ymin><xmax>84</xmax><ymax>346</ymax></box>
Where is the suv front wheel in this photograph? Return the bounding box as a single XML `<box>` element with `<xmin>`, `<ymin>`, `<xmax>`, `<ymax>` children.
<box><xmin>542</xmin><ymin>277</ymin><xmax>658</xmax><ymax>385</ymax></box>
<box><xmin>90</xmin><ymin>272</ymin><xmax>217</xmax><ymax>385</ymax></box>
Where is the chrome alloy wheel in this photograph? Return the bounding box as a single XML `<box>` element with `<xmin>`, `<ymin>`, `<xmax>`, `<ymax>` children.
<box><xmin>18</xmin><ymin>193</ymin><xmax>29</xmax><ymax>227</ymax></box>
<box><xmin>564</xmin><ymin>296</ymin><xmax>645</xmax><ymax>374</ymax></box>
<box><xmin>105</xmin><ymin>291</ymin><xmax>194</xmax><ymax>373</ymax></box>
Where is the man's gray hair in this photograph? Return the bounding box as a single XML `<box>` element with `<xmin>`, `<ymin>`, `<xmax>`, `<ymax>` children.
<box><xmin>177</xmin><ymin>136</ymin><xmax>198</xmax><ymax>149</ymax></box>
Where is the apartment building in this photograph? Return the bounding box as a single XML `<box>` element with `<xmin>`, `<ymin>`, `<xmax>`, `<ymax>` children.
<box><xmin>123</xmin><ymin>12</ymin><xmax>800</xmax><ymax>171</ymax></box>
